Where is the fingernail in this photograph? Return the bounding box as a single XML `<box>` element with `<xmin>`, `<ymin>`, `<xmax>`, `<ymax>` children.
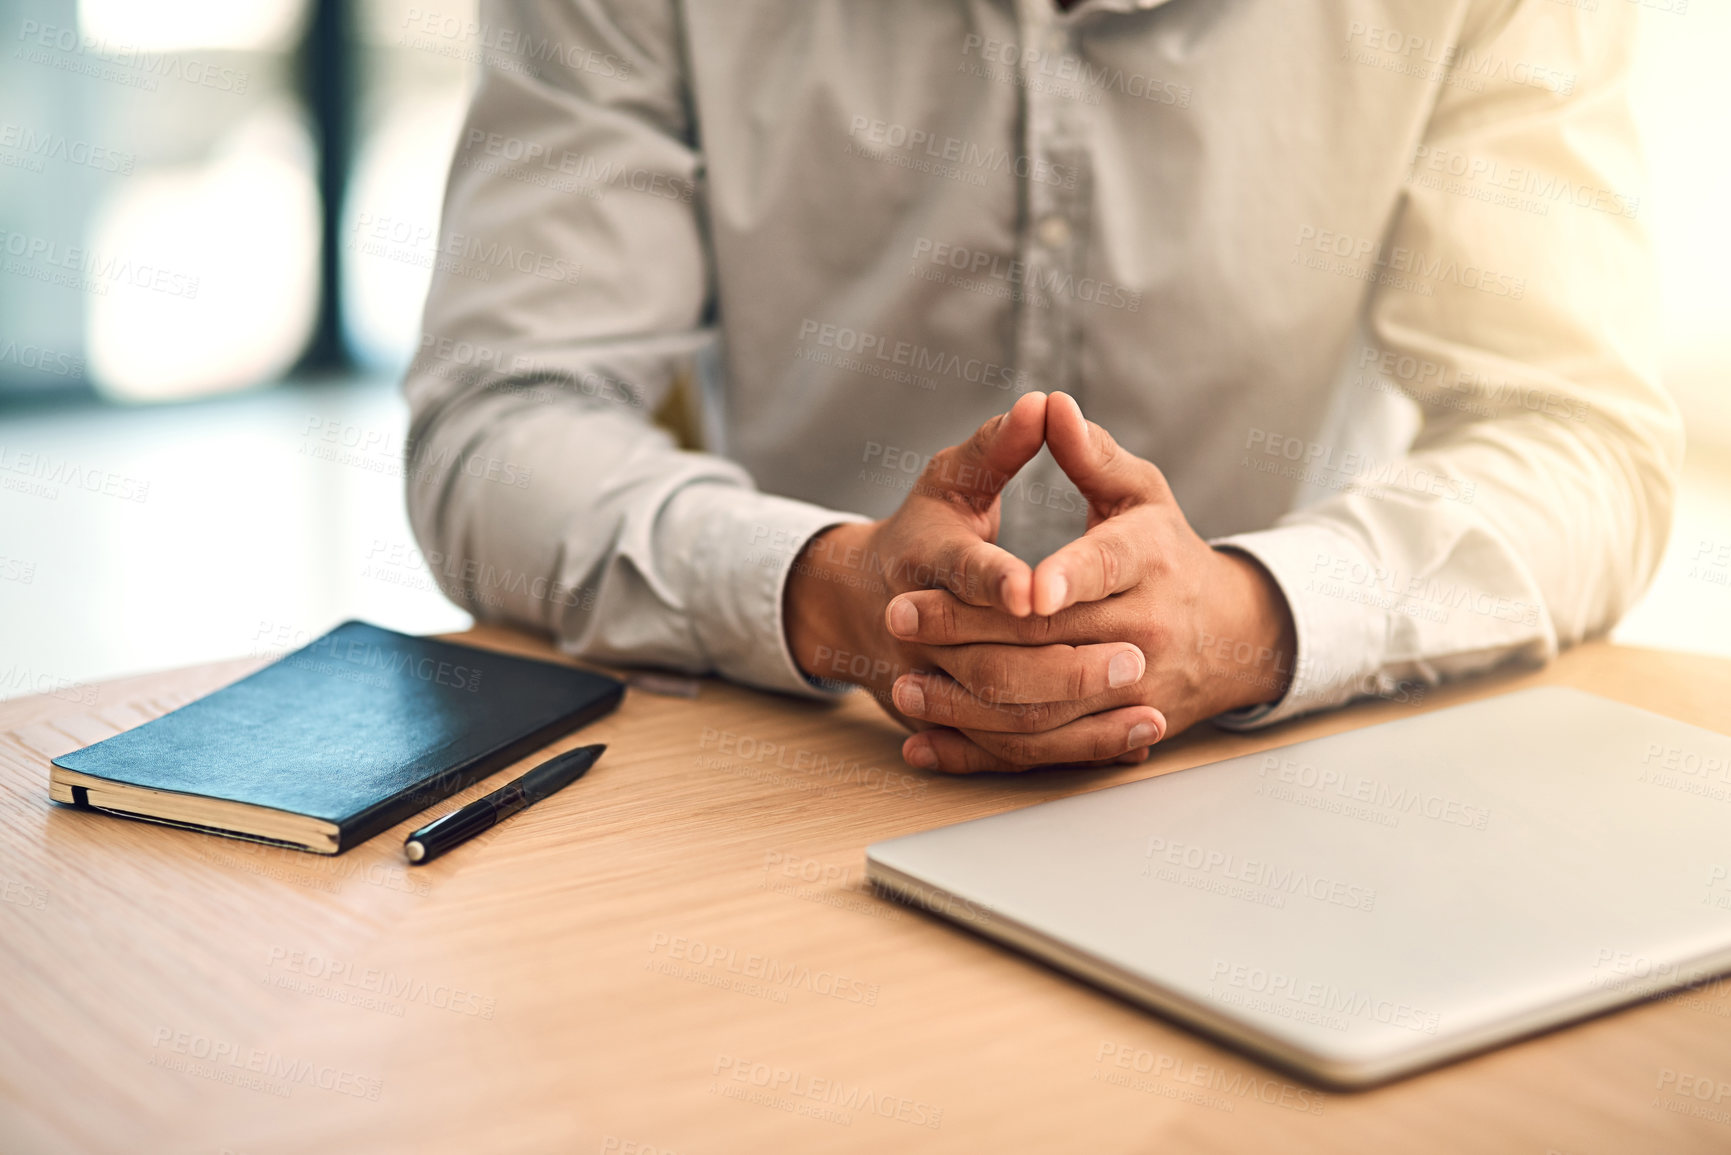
<box><xmin>893</xmin><ymin>678</ymin><xmax>926</xmax><ymax>716</ymax></box>
<box><xmin>1108</xmin><ymin>649</ymin><xmax>1142</xmax><ymax>688</ymax></box>
<box><xmin>904</xmin><ymin>738</ymin><xmax>937</xmax><ymax>770</ymax></box>
<box><xmin>1049</xmin><ymin>574</ymin><xmax>1067</xmax><ymax>609</ymax></box>
<box><xmin>887</xmin><ymin>598</ymin><xmax>918</xmax><ymax>637</ymax></box>
<box><xmin>1127</xmin><ymin>721</ymin><xmax>1157</xmax><ymax>748</ymax></box>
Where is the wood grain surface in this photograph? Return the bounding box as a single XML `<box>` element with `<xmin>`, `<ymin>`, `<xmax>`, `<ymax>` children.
<box><xmin>3</xmin><ymin>630</ymin><xmax>1731</xmax><ymax>1154</ymax></box>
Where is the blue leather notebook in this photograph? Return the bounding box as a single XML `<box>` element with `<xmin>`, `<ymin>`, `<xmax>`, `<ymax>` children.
<box><xmin>48</xmin><ymin>621</ymin><xmax>624</xmax><ymax>854</ymax></box>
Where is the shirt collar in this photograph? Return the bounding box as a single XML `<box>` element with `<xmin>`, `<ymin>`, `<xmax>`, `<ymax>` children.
<box><xmin>1076</xmin><ymin>0</ymin><xmax>1184</xmax><ymax>12</ymax></box>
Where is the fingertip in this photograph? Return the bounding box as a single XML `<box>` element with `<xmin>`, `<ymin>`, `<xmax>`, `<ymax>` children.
<box><xmin>892</xmin><ymin>675</ymin><xmax>925</xmax><ymax>718</ymax></box>
<box><xmin>1126</xmin><ymin>717</ymin><xmax>1159</xmax><ymax>749</ymax></box>
<box><xmin>886</xmin><ymin>596</ymin><xmax>918</xmax><ymax>639</ymax></box>
<box><xmin>1107</xmin><ymin>645</ymin><xmax>1144</xmax><ymax>689</ymax></box>
<box><xmin>1033</xmin><ymin>570</ymin><xmax>1068</xmax><ymax>617</ymax></box>
<box><xmin>902</xmin><ymin>735</ymin><xmax>937</xmax><ymax>771</ymax></box>
<box><xmin>1005</xmin><ymin>391</ymin><xmax>1048</xmax><ymax>441</ymax></box>
<box><xmin>976</xmin><ymin>393</ymin><xmax>1049</xmax><ymax>477</ymax></box>
<box><xmin>1044</xmin><ymin>391</ymin><xmax>1089</xmax><ymax>459</ymax></box>
<box><xmin>999</xmin><ymin>568</ymin><xmax>1032</xmax><ymax>617</ymax></box>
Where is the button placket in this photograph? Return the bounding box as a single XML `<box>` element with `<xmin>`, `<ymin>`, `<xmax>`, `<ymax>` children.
<box><xmin>1013</xmin><ymin>3</ymin><xmax>1061</xmax><ymax>395</ymax></box>
<box><xmin>1000</xmin><ymin>0</ymin><xmax>1093</xmax><ymax>564</ymax></box>
<box><xmin>1015</xmin><ymin>6</ymin><xmax>1090</xmax><ymax>406</ymax></box>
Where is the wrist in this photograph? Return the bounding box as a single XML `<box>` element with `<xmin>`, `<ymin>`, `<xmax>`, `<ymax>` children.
<box><xmin>1208</xmin><ymin>547</ymin><xmax>1297</xmax><ymax>713</ymax></box>
<box><xmin>784</xmin><ymin>521</ymin><xmax>880</xmax><ymax>684</ymax></box>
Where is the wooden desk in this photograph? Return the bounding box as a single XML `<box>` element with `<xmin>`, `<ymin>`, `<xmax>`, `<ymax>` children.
<box><xmin>4</xmin><ymin>632</ymin><xmax>1731</xmax><ymax>1154</ymax></box>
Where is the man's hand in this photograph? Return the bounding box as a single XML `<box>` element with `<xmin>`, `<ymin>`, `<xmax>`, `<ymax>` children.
<box><xmin>884</xmin><ymin>392</ymin><xmax>1297</xmax><ymax>773</ymax></box>
<box><xmin>783</xmin><ymin>392</ymin><xmax>1152</xmax><ymax>743</ymax></box>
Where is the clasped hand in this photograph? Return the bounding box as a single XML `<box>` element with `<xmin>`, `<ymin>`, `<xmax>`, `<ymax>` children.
<box><xmin>784</xmin><ymin>392</ymin><xmax>1296</xmax><ymax>773</ymax></box>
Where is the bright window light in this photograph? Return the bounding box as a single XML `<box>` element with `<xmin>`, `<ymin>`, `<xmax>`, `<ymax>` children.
<box><xmin>77</xmin><ymin>0</ymin><xmax>307</xmax><ymax>54</ymax></box>
<box><xmin>342</xmin><ymin>94</ymin><xmax>470</xmax><ymax>372</ymax></box>
<box><xmin>84</xmin><ymin>105</ymin><xmax>319</xmax><ymax>402</ymax></box>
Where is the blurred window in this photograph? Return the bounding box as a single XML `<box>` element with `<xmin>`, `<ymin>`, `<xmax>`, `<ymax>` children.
<box><xmin>343</xmin><ymin>0</ymin><xmax>476</xmax><ymax>373</ymax></box>
<box><xmin>0</xmin><ymin>0</ymin><xmax>319</xmax><ymax>401</ymax></box>
<box><xmin>0</xmin><ymin>0</ymin><xmax>1725</xmax><ymax>426</ymax></box>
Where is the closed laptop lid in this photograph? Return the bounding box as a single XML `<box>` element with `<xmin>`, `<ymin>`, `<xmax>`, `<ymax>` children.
<box><xmin>867</xmin><ymin>687</ymin><xmax>1731</xmax><ymax>1086</ymax></box>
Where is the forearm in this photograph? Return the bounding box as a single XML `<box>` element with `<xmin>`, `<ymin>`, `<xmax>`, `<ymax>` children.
<box><xmin>1204</xmin><ymin>547</ymin><xmax>1298</xmax><ymax>714</ymax></box>
<box><xmin>1207</xmin><ymin>0</ymin><xmax>1680</xmax><ymax>728</ymax></box>
<box><xmin>399</xmin><ymin>0</ymin><xmax>879</xmax><ymax>693</ymax></box>
<box><xmin>1214</xmin><ymin>398</ymin><xmax>1677</xmax><ymax>726</ymax></box>
<box><xmin>783</xmin><ymin>522</ymin><xmax>882</xmax><ymax>685</ymax></box>
<box><xmin>407</xmin><ymin>386</ymin><xmax>863</xmax><ymax>695</ymax></box>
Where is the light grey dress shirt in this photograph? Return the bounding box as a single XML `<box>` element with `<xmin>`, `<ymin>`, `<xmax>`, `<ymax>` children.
<box><xmin>404</xmin><ymin>0</ymin><xmax>1681</xmax><ymax>726</ymax></box>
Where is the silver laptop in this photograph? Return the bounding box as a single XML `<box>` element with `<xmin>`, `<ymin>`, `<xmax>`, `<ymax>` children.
<box><xmin>866</xmin><ymin>687</ymin><xmax>1731</xmax><ymax>1088</ymax></box>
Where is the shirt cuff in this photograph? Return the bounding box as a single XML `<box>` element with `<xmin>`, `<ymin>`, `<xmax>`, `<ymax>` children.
<box><xmin>674</xmin><ymin>484</ymin><xmax>870</xmax><ymax>700</ymax></box>
<box><xmin>1208</xmin><ymin>524</ymin><xmax>1388</xmax><ymax>729</ymax></box>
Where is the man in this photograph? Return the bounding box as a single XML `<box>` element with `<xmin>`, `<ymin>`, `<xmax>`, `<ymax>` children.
<box><xmin>405</xmin><ymin>0</ymin><xmax>1680</xmax><ymax>774</ymax></box>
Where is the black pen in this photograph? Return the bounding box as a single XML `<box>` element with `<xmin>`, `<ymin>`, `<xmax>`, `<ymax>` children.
<box><xmin>404</xmin><ymin>743</ymin><xmax>605</xmax><ymax>864</ymax></box>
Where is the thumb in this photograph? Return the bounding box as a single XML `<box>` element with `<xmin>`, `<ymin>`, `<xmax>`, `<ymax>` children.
<box><xmin>1043</xmin><ymin>391</ymin><xmax>1165</xmax><ymax>512</ymax></box>
<box><xmin>919</xmin><ymin>391</ymin><xmax>1048</xmax><ymax>511</ymax></box>
<box><xmin>907</xmin><ymin>391</ymin><xmax>1047</xmax><ymax>616</ymax></box>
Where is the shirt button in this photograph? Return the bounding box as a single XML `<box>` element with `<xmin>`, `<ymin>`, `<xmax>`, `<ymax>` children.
<box><xmin>1036</xmin><ymin>214</ymin><xmax>1071</xmax><ymax>249</ymax></box>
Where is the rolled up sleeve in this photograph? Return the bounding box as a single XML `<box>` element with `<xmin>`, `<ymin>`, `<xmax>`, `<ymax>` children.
<box><xmin>1213</xmin><ymin>0</ymin><xmax>1682</xmax><ymax>728</ymax></box>
<box><xmin>403</xmin><ymin>0</ymin><xmax>861</xmax><ymax>697</ymax></box>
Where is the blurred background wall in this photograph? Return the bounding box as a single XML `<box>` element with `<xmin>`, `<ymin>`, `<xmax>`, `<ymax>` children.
<box><xmin>0</xmin><ymin>0</ymin><xmax>1727</xmax><ymax>696</ymax></box>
